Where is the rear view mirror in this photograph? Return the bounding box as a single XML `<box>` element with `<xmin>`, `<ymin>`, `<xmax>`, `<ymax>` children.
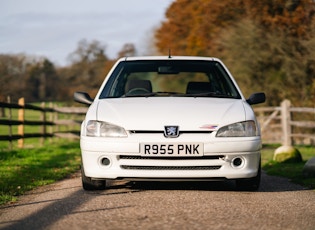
<box><xmin>158</xmin><ymin>66</ymin><xmax>179</xmax><ymax>74</ymax></box>
<box><xmin>246</xmin><ymin>92</ymin><xmax>266</xmax><ymax>105</ymax></box>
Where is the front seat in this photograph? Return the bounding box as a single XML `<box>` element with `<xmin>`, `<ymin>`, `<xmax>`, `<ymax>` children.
<box><xmin>125</xmin><ymin>79</ymin><xmax>152</xmax><ymax>93</ymax></box>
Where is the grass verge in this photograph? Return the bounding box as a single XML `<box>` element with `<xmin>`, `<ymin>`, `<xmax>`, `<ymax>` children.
<box><xmin>261</xmin><ymin>144</ymin><xmax>315</xmax><ymax>189</ymax></box>
<box><xmin>0</xmin><ymin>139</ymin><xmax>81</xmax><ymax>205</ymax></box>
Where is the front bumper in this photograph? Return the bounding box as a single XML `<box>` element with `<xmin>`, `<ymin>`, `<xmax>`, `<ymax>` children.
<box><xmin>80</xmin><ymin>134</ymin><xmax>261</xmax><ymax>181</ymax></box>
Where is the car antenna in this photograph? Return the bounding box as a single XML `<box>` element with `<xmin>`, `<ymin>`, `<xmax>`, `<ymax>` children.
<box><xmin>168</xmin><ymin>48</ymin><xmax>172</xmax><ymax>58</ymax></box>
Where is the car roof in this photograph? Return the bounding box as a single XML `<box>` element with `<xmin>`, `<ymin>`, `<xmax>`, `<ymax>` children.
<box><xmin>120</xmin><ymin>56</ymin><xmax>220</xmax><ymax>62</ymax></box>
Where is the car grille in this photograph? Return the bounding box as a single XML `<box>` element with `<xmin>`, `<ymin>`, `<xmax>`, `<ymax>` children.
<box><xmin>119</xmin><ymin>155</ymin><xmax>224</xmax><ymax>171</ymax></box>
<box><xmin>121</xmin><ymin>165</ymin><xmax>221</xmax><ymax>170</ymax></box>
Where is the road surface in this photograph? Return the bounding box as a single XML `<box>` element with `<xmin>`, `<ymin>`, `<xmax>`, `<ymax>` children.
<box><xmin>1</xmin><ymin>171</ymin><xmax>314</xmax><ymax>230</ymax></box>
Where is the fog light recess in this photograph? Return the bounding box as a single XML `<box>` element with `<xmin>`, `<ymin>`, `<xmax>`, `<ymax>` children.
<box><xmin>100</xmin><ymin>157</ymin><xmax>111</xmax><ymax>166</ymax></box>
<box><xmin>231</xmin><ymin>157</ymin><xmax>245</xmax><ymax>168</ymax></box>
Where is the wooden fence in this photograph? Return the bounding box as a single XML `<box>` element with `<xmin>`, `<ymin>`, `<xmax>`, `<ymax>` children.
<box><xmin>256</xmin><ymin>99</ymin><xmax>315</xmax><ymax>146</ymax></box>
<box><xmin>0</xmin><ymin>98</ymin><xmax>314</xmax><ymax>149</ymax></box>
<box><xmin>0</xmin><ymin>97</ymin><xmax>87</xmax><ymax>149</ymax></box>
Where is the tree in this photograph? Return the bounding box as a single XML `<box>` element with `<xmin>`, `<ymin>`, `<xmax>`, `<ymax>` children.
<box><xmin>60</xmin><ymin>39</ymin><xmax>110</xmax><ymax>98</ymax></box>
<box><xmin>117</xmin><ymin>43</ymin><xmax>136</xmax><ymax>58</ymax></box>
<box><xmin>217</xmin><ymin>3</ymin><xmax>315</xmax><ymax>106</ymax></box>
<box><xmin>0</xmin><ymin>54</ymin><xmax>27</xmax><ymax>101</ymax></box>
<box><xmin>155</xmin><ymin>0</ymin><xmax>246</xmax><ymax>56</ymax></box>
<box><xmin>155</xmin><ymin>0</ymin><xmax>315</xmax><ymax>106</ymax></box>
<box><xmin>26</xmin><ymin>59</ymin><xmax>60</xmax><ymax>101</ymax></box>
<box><xmin>68</xmin><ymin>39</ymin><xmax>108</xmax><ymax>64</ymax></box>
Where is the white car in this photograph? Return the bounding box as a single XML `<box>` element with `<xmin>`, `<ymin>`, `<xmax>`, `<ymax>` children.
<box><xmin>74</xmin><ymin>56</ymin><xmax>265</xmax><ymax>191</ymax></box>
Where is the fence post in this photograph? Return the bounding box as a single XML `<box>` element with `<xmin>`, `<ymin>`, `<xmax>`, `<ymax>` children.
<box><xmin>18</xmin><ymin>97</ymin><xmax>25</xmax><ymax>148</ymax></box>
<box><xmin>281</xmin><ymin>99</ymin><xmax>292</xmax><ymax>146</ymax></box>
<box><xmin>40</xmin><ymin>102</ymin><xmax>46</xmax><ymax>146</ymax></box>
<box><xmin>0</xmin><ymin>96</ymin><xmax>5</xmax><ymax>117</ymax></box>
<box><xmin>7</xmin><ymin>96</ymin><xmax>12</xmax><ymax>150</ymax></box>
<box><xmin>54</xmin><ymin>104</ymin><xmax>59</xmax><ymax>139</ymax></box>
<box><xmin>49</xmin><ymin>102</ymin><xmax>53</xmax><ymax>143</ymax></box>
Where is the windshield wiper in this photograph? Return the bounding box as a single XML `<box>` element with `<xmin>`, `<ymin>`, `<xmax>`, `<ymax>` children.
<box><xmin>122</xmin><ymin>91</ymin><xmax>235</xmax><ymax>98</ymax></box>
<box><xmin>123</xmin><ymin>92</ymin><xmax>185</xmax><ymax>97</ymax></box>
<box><xmin>122</xmin><ymin>92</ymin><xmax>156</xmax><ymax>97</ymax></box>
<box><xmin>153</xmin><ymin>91</ymin><xmax>184</xmax><ymax>96</ymax></box>
<box><xmin>185</xmin><ymin>92</ymin><xmax>236</xmax><ymax>98</ymax></box>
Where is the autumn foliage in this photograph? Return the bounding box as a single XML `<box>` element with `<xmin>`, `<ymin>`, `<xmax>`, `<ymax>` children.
<box><xmin>155</xmin><ymin>0</ymin><xmax>315</xmax><ymax>106</ymax></box>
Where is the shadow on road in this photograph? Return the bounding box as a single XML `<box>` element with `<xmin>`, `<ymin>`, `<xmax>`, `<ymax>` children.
<box><xmin>1</xmin><ymin>189</ymin><xmax>88</xmax><ymax>230</ymax></box>
<box><xmin>104</xmin><ymin>170</ymin><xmax>308</xmax><ymax>193</ymax></box>
<box><xmin>0</xmin><ymin>170</ymin><xmax>309</xmax><ymax>230</ymax></box>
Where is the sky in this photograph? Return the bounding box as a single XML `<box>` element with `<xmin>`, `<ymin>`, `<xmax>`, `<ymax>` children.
<box><xmin>0</xmin><ymin>0</ymin><xmax>173</xmax><ymax>66</ymax></box>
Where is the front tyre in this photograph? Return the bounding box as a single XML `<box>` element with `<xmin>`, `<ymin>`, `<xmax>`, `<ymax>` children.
<box><xmin>81</xmin><ymin>165</ymin><xmax>106</xmax><ymax>190</ymax></box>
<box><xmin>236</xmin><ymin>162</ymin><xmax>261</xmax><ymax>191</ymax></box>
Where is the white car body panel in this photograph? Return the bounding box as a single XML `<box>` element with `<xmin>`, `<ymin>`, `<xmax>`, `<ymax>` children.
<box><xmin>94</xmin><ymin>98</ymin><xmax>247</xmax><ymax>130</ymax></box>
<box><xmin>77</xmin><ymin>56</ymin><xmax>264</xmax><ymax>188</ymax></box>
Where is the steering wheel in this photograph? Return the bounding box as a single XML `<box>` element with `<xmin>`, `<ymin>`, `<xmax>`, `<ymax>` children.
<box><xmin>126</xmin><ymin>88</ymin><xmax>151</xmax><ymax>96</ymax></box>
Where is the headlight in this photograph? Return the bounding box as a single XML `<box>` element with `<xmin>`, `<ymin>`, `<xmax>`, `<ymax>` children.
<box><xmin>86</xmin><ymin>120</ymin><xmax>127</xmax><ymax>137</ymax></box>
<box><xmin>216</xmin><ymin>121</ymin><xmax>258</xmax><ymax>137</ymax></box>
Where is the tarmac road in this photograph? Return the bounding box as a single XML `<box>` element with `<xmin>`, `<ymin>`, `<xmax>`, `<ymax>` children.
<box><xmin>1</xmin><ymin>171</ymin><xmax>314</xmax><ymax>230</ymax></box>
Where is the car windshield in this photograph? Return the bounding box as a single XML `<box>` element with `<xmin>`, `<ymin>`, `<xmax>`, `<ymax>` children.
<box><xmin>99</xmin><ymin>60</ymin><xmax>241</xmax><ymax>99</ymax></box>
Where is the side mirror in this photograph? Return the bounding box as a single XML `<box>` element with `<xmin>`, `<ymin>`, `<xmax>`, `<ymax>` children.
<box><xmin>74</xmin><ymin>92</ymin><xmax>93</xmax><ymax>105</ymax></box>
<box><xmin>246</xmin><ymin>92</ymin><xmax>266</xmax><ymax>105</ymax></box>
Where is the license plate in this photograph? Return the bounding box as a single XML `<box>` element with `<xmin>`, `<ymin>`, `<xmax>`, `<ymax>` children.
<box><xmin>140</xmin><ymin>143</ymin><xmax>203</xmax><ymax>157</ymax></box>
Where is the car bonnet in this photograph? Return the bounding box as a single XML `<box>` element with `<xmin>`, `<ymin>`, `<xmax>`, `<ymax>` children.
<box><xmin>94</xmin><ymin>97</ymin><xmax>246</xmax><ymax>131</ymax></box>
